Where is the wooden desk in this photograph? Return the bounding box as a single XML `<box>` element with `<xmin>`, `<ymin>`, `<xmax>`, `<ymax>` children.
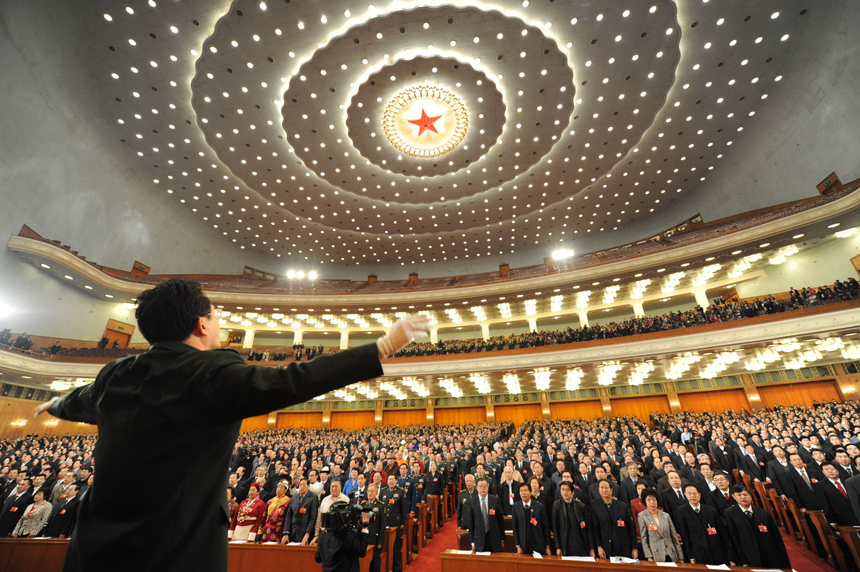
<box><xmin>0</xmin><ymin>539</ymin><xmax>374</xmax><ymax>572</ymax></box>
<box><xmin>440</xmin><ymin>550</ymin><xmax>790</xmax><ymax>572</ymax></box>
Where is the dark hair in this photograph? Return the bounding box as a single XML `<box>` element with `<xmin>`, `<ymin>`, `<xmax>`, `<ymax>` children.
<box><xmin>820</xmin><ymin>461</ymin><xmax>837</xmax><ymax>470</ymax></box>
<box><xmin>520</xmin><ymin>481</ymin><xmax>532</xmax><ymax>491</ymax></box>
<box><xmin>730</xmin><ymin>485</ymin><xmax>749</xmax><ymax>496</ymax></box>
<box><xmin>682</xmin><ymin>482</ymin><xmax>700</xmax><ymax>494</ymax></box>
<box><xmin>559</xmin><ymin>481</ymin><xmax>573</xmax><ymax>492</ymax></box>
<box><xmin>135</xmin><ymin>279</ymin><xmax>212</xmax><ymax>343</ymax></box>
<box><xmin>641</xmin><ymin>487</ymin><xmax>659</xmax><ymax>504</ymax></box>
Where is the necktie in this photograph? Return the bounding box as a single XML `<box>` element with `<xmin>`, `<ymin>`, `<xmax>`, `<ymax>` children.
<box><xmin>724</xmin><ymin>492</ymin><xmax>730</xmax><ymax>500</ymax></box>
<box><xmin>801</xmin><ymin>470</ymin><xmax>812</xmax><ymax>489</ymax></box>
<box><xmin>481</xmin><ymin>497</ymin><xmax>489</xmax><ymax>533</ymax></box>
<box><xmin>694</xmin><ymin>507</ymin><xmax>700</xmax><ymax>514</ymax></box>
<box><xmin>745</xmin><ymin>510</ymin><xmax>753</xmax><ymax>520</ymax></box>
<box><xmin>677</xmin><ymin>490</ymin><xmax>684</xmax><ymax>502</ymax></box>
<box><xmin>837</xmin><ymin>481</ymin><xmax>849</xmax><ymax>499</ymax></box>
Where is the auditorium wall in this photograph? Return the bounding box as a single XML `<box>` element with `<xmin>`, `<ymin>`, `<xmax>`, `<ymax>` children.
<box><xmin>0</xmin><ymin>11</ymin><xmax>272</xmax><ymax>342</ymax></box>
<box><xmin>0</xmin><ymin>396</ymin><xmax>98</xmax><ymax>440</ymax></box>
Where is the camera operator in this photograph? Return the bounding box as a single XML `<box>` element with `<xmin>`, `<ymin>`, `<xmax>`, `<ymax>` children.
<box><xmin>312</xmin><ymin>479</ymin><xmax>349</xmax><ymax>544</ymax></box>
<box><xmin>314</xmin><ymin>501</ymin><xmax>373</xmax><ymax>572</ymax></box>
<box><xmin>361</xmin><ymin>484</ymin><xmax>386</xmax><ymax>572</ymax></box>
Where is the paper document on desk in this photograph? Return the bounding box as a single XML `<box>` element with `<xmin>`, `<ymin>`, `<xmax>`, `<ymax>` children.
<box><xmin>655</xmin><ymin>563</ymin><xmax>677</xmax><ymax>567</ymax></box>
<box><xmin>610</xmin><ymin>556</ymin><xmax>639</xmax><ymax>564</ymax></box>
<box><xmin>706</xmin><ymin>566</ymin><xmax>730</xmax><ymax>570</ymax></box>
<box><xmin>532</xmin><ymin>552</ymin><xmax>543</xmax><ymax>559</ymax></box>
<box><xmin>455</xmin><ymin>550</ymin><xmax>473</xmax><ymax>555</ymax></box>
<box><xmin>475</xmin><ymin>552</ymin><xmax>492</xmax><ymax>556</ymax></box>
<box><xmin>229</xmin><ymin>540</ymin><xmax>247</xmax><ymax>544</ymax></box>
<box><xmin>288</xmin><ymin>542</ymin><xmax>301</xmax><ymax>546</ymax></box>
<box><xmin>561</xmin><ymin>556</ymin><xmax>596</xmax><ymax>562</ymax></box>
<box><xmin>263</xmin><ymin>541</ymin><xmax>279</xmax><ymax>545</ymax></box>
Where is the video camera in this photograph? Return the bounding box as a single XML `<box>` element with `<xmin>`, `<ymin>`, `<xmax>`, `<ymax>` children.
<box><xmin>321</xmin><ymin>501</ymin><xmax>376</xmax><ymax>531</ymax></box>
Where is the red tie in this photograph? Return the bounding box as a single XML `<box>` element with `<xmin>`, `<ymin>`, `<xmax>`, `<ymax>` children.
<box><xmin>724</xmin><ymin>492</ymin><xmax>730</xmax><ymax>500</ymax></box>
<box><xmin>837</xmin><ymin>481</ymin><xmax>849</xmax><ymax>499</ymax></box>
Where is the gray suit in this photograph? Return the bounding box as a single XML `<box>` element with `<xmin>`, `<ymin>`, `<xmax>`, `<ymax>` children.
<box><xmin>637</xmin><ymin>509</ymin><xmax>683</xmax><ymax>562</ymax></box>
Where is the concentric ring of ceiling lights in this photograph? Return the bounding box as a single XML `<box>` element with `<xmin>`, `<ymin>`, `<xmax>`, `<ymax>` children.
<box><xmin>382</xmin><ymin>85</ymin><xmax>467</xmax><ymax>159</ymax></box>
<box><xmin>97</xmin><ymin>0</ymin><xmax>804</xmax><ymax>264</ymax></box>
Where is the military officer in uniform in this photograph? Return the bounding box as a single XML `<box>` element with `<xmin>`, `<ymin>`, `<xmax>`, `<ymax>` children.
<box><xmin>361</xmin><ymin>484</ymin><xmax>386</xmax><ymax>572</ymax></box>
<box><xmin>457</xmin><ymin>474</ymin><xmax>478</xmax><ymax>529</ymax></box>
<box><xmin>396</xmin><ymin>464</ymin><xmax>414</xmax><ymax>516</ymax></box>
<box><xmin>411</xmin><ymin>462</ymin><xmax>427</xmax><ymax>513</ymax></box>
<box><xmin>380</xmin><ymin>474</ymin><xmax>407</xmax><ymax>572</ymax></box>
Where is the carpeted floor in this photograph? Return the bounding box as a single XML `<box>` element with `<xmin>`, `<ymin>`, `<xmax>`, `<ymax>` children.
<box><xmin>405</xmin><ymin>518</ymin><xmax>458</xmax><ymax>572</ymax></box>
<box><xmin>403</xmin><ymin>517</ymin><xmax>842</xmax><ymax>572</ymax></box>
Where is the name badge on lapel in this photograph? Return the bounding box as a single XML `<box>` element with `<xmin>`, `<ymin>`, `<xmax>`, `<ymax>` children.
<box><xmin>617</xmin><ymin>519</ymin><xmax>625</xmax><ymax>527</ymax></box>
<box><xmin>530</xmin><ymin>517</ymin><xmax>538</xmax><ymax>526</ymax></box>
<box><xmin>758</xmin><ymin>525</ymin><xmax>768</xmax><ymax>533</ymax></box>
<box><xmin>648</xmin><ymin>523</ymin><xmax>658</xmax><ymax>532</ymax></box>
<box><xmin>707</xmin><ymin>527</ymin><xmax>717</xmax><ymax>535</ymax></box>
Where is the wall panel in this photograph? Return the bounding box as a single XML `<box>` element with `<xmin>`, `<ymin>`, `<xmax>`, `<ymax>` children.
<box><xmin>434</xmin><ymin>407</ymin><xmax>486</xmax><ymax>426</ymax></box>
<box><xmin>330</xmin><ymin>411</ymin><xmax>375</xmax><ymax>430</ymax></box>
<box><xmin>493</xmin><ymin>404</ymin><xmax>542</xmax><ymax>427</ymax></box>
<box><xmin>0</xmin><ymin>397</ymin><xmax>98</xmax><ymax>440</ymax></box>
<box><xmin>276</xmin><ymin>412</ymin><xmax>323</xmax><ymax>429</ymax></box>
<box><xmin>239</xmin><ymin>414</ymin><xmax>270</xmax><ymax>433</ymax></box>
<box><xmin>549</xmin><ymin>401</ymin><xmax>604</xmax><ymax>421</ymax></box>
<box><xmin>758</xmin><ymin>381</ymin><xmax>841</xmax><ymax>409</ymax></box>
<box><xmin>382</xmin><ymin>410</ymin><xmax>426</xmax><ymax>428</ymax></box>
<box><xmin>679</xmin><ymin>389</ymin><xmax>750</xmax><ymax>414</ymax></box>
<box><xmin>610</xmin><ymin>395</ymin><xmax>670</xmax><ymax>422</ymax></box>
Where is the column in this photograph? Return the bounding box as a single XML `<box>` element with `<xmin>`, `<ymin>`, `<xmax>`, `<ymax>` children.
<box><xmin>577</xmin><ymin>311</ymin><xmax>589</xmax><ymax>327</ymax></box>
<box><xmin>832</xmin><ymin>363</ymin><xmax>859</xmax><ymax>401</ymax></box>
<box><xmin>599</xmin><ymin>388</ymin><xmax>612</xmax><ymax>418</ymax></box>
<box><xmin>430</xmin><ymin>327</ymin><xmax>438</xmax><ymax>344</ymax></box>
<box><xmin>293</xmin><ymin>330</ymin><xmax>303</xmax><ymax>345</ymax></box>
<box><xmin>485</xmin><ymin>402</ymin><xmax>495</xmax><ymax>423</ymax></box>
<box><xmin>267</xmin><ymin>412</ymin><xmax>277</xmax><ymax>427</ymax></box>
<box><xmin>375</xmin><ymin>400</ymin><xmax>383</xmax><ymax>427</ymax></box>
<box><xmin>665</xmin><ymin>385</ymin><xmax>682</xmax><ymax>414</ymax></box>
<box><xmin>242</xmin><ymin>329</ymin><xmax>256</xmax><ymax>349</ymax></box>
<box><xmin>527</xmin><ymin>318</ymin><xmax>537</xmax><ymax>333</ymax></box>
<box><xmin>340</xmin><ymin>330</ymin><xmax>350</xmax><ymax>350</ymax></box>
<box><xmin>539</xmin><ymin>392</ymin><xmax>551</xmax><ymax>422</ymax></box>
<box><xmin>322</xmin><ymin>402</ymin><xmax>332</xmax><ymax>428</ymax></box>
<box><xmin>692</xmin><ymin>288</ymin><xmax>710</xmax><ymax>309</ymax></box>
<box><xmin>740</xmin><ymin>374</ymin><xmax>762</xmax><ymax>410</ymax></box>
<box><xmin>481</xmin><ymin>323</ymin><xmax>490</xmax><ymax>340</ymax></box>
<box><xmin>632</xmin><ymin>302</ymin><xmax>645</xmax><ymax>317</ymax></box>
<box><xmin>425</xmin><ymin>402</ymin><xmax>434</xmax><ymax>426</ymax></box>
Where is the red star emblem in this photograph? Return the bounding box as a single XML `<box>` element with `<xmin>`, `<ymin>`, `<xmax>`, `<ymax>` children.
<box><xmin>408</xmin><ymin>108</ymin><xmax>442</xmax><ymax>136</ymax></box>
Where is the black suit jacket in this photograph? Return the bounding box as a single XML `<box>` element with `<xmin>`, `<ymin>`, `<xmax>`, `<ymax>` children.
<box><xmin>674</xmin><ymin>503</ymin><xmax>732</xmax><ymax>564</ymax></box>
<box><xmin>659</xmin><ymin>487</ymin><xmax>687</xmax><ymax>524</ymax></box>
<box><xmin>283</xmin><ymin>492</ymin><xmax>319</xmax><ymax>540</ymax></box>
<box><xmin>47</xmin><ymin>342</ymin><xmax>383</xmax><ymax>572</ymax></box>
<box><xmin>737</xmin><ymin>454</ymin><xmax>764</xmax><ymax>481</ymax></box>
<box><xmin>710</xmin><ymin>488</ymin><xmax>738</xmax><ymax>515</ymax></box>
<box><xmin>815</xmin><ymin>478</ymin><xmax>860</xmax><ymax>526</ymax></box>
<box><xmin>783</xmin><ymin>467</ymin><xmax>820</xmax><ymax>510</ymax></box>
<box><xmin>709</xmin><ymin>445</ymin><xmax>735</xmax><ymax>473</ymax></box>
<box><xmin>512</xmin><ymin>500</ymin><xmax>550</xmax><ymax>553</ymax></box>
<box><xmin>574</xmin><ymin>473</ymin><xmax>594</xmax><ymax>492</ymax></box>
<box><xmin>589</xmin><ymin>499</ymin><xmax>637</xmax><ymax>558</ymax></box>
<box><xmin>498</xmin><ymin>480</ymin><xmax>520</xmax><ymax>516</ymax></box>
<box><xmin>467</xmin><ymin>494</ymin><xmax>505</xmax><ymax>552</ymax></box>
<box><xmin>724</xmin><ymin>505</ymin><xmax>790</xmax><ymax>568</ymax></box>
<box><xmin>765</xmin><ymin>460</ymin><xmax>792</xmax><ymax>496</ymax></box>
<box><xmin>44</xmin><ymin>497</ymin><xmax>80</xmax><ymax>538</ymax></box>
<box><xmin>0</xmin><ymin>491</ymin><xmax>34</xmax><ymax>536</ymax></box>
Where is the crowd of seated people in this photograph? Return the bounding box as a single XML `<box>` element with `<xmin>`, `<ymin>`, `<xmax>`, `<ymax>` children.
<box><xmin>394</xmin><ymin>278</ymin><xmax>860</xmax><ymax>357</ymax></box>
<box><xmin>6</xmin><ymin>399</ymin><xmax>860</xmax><ymax>567</ymax></box>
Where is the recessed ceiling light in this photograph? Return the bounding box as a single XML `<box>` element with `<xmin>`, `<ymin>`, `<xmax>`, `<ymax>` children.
<box><xmin>759</xmin><ymin>243</ymin><xmax>770</xmax><ymax>248</ymax></box>
<box><xmin>828</xmin><ymin>223</ymin><xmax>841</xmax><ymax>228</ymax></box>
<box><xmin>731</xmin><ymin>250</ymin><xmax>742</xmax><ymax>255</ymax></box>
<box><xmin>40</xmin><ymin>263</ymin><xmax>50</xmax><ymax>269</ymax></box>
<box><xmin>656</xmin><ymin>268</ymin><xmax>666</xmax><ymax>272</ymax></box>
<box><xmin>792</xmin><ymin>234</ymin><xmax>805</xmax><ymax>239</ymax></box>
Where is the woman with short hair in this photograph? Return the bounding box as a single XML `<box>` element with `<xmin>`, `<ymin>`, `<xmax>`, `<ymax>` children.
<box><xmin>12</xmin><ymin>490</ymin><xmax>52</xmax><ymax>538</ymax></box>
<box><xmin>637</xmin><ymin>487</ymin><xmax>683</xmax><ymax>562</ymax></box>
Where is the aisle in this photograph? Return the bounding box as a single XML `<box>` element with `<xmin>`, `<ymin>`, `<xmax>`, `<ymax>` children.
<box><xmin>783</xmin><ymin>531</ymin><xmax>840</xmax><ymax>572</ymax></box>
<box><xmin>405</xmin><ymin>517</ymin><xmax>458</xmax><ymax>572</ymax></box>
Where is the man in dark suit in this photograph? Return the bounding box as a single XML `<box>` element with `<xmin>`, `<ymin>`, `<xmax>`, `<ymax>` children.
<box><xmin>0</xmin><ymin>477</ymin><xmax>33</xmax><ymax>537</ymax></box>
<box><xmin>587</xmin><ymin>466</ymin><xmax>619</xmax><ymax>506</ymax></box>
<box><xmin>498</xmin><ymin>466</ymin><xmax>520</xmax><ymax>516</ymax></box>
<box><xmin>281</xmin><ymin>478</ymin><xmax>319</xmax><ymax>545</ymax></box>
<box><xmin>765</xmin><ymin>446</ymin><xmax>792</xmax><ymax>497</ymax></box>
<box><xmin>467</xmin><ymin>478</ymin><xmax>505</xmax><ymax>553</ymax></box>
<box><xmin>710</xmin><ymin>472</ymin><xmax>738</xmax><ymax>514</ymax></box>
<box><xmin>659</xmin><ymin>471</ymin><xmax>687</xmax><ymax>524</ymax></box>
<box><xmin>835</xmin><ymin>450</ymin><xmax>856</xmax><ymax>482</ymax></box>
<box><xmin>574</xmin><ymin>462</ymin><xmax>595</xmax><ymax>492</ymax></box>
<box><xmin>724</xmin><ymin>486</ymin><xmax>790</xmax><ymax>569</ymax></box>
<box><xmin>783</xmin><ymin>453</ymin><xmax>821</xmax><ymax>510</ymax></box>
<box><xmin>737</xmin><ymin>444</ymin><xmax>765</xmax><ymax>482</ymax></box>
<box><xmin>34</xmin><ymin>279</ymin><xmax>428</xmax><ymax>572</ymax></box>
<box><xmin>618</xmin><ymin>463</ymin><xmax>647</xmax><ymax>504</ymax></box>
<box><xmin>815</xmin><ymin>462</ymin><xmax>860</xmax><ymax>526</ymax></box>
<box><xmin>709</xmin><ymin>437</ymin><xmax>735</xmax><ymax>474</ymax></box>
<box><xmin>590</xmin><ymin>479</ymin><xmax>638</xmax><ymax>560</ymax></box>
<box><xmin>674</xmin><ymin>483</ymin><xmax>733</xmax><ymax>565</ymax></box>
<box><xmin>845</xmin><ymin>472</ymin><xmax>860</xmax><ymax>524</ymax></box>
<box><xmin>512</xmin><ymin>482</ymin><xmax>551</xmax><ymax>556</ymax></box>
<box><xmin>43</xmin><ymin>484</ymin><xmax>80</xmax><ymax>538</ymax></box>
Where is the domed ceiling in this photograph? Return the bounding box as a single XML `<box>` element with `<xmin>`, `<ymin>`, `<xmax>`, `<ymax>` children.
<box><xmin>84</xmin><ymin>0</ymin><xmax>806</xmax><ymax>268</ymax></box>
